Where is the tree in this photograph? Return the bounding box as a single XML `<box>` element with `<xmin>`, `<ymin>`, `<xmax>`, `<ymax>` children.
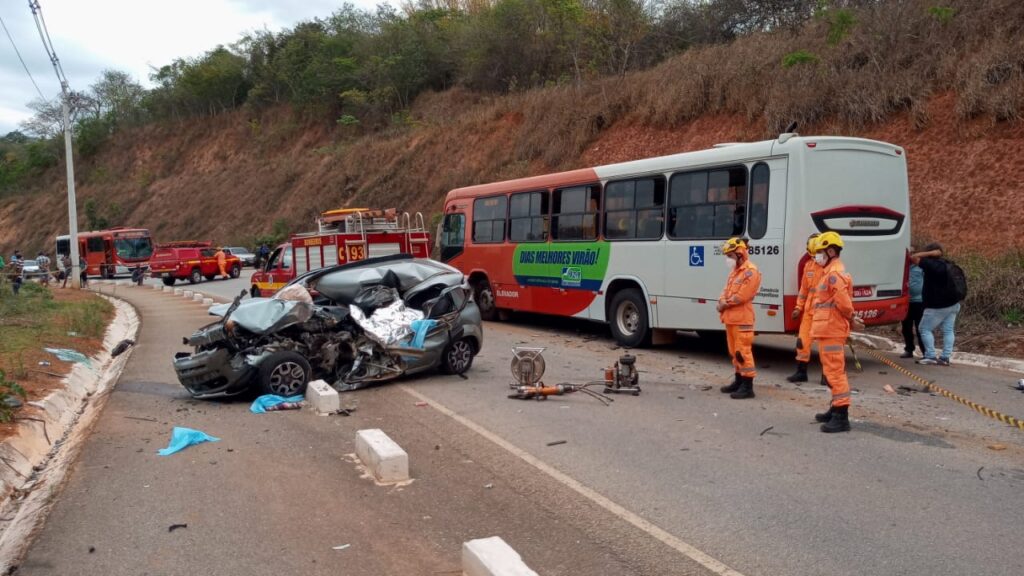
<box><xmin>90</xmin><ymin>69</ymin><xmax>145</xmax><ymax>125</ymax></box>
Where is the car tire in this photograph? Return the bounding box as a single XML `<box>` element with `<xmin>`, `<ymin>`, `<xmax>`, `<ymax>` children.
<box><xmin>230</xmin><ymin>265</ymin><xmax>241</xmax><ymax>279</ymax></box>
<box><xmin>189</xmin><ymin>268</ymin><xmax>202</xmax><ymax>284</ymax></box>
<box><xmin>250</xmin><ymin>286</ymin><xmax>261</xmax><ymax>298</ymax></box>
<box><xmin>609</xmin><ymin>288</ymin><xmax>651</xmax><ymax>348</ymax></box>
<box><xmin>473</xmin><ymin>278</ymin><xmax>498</xmax><ymax>321</ymax></box>
<box><xmin>257</xmin><ymin>351</ymin><xmax>311</xmax><ymax>397</ymax></box>
<box><xmin>162</xmin><ymin>277</ymin><xmax>175</xmax><ymax>286</ymax></box>
<box><xmin>441</xmin><ymin>337</ymin><xmax>476</xmax><ymax>375</ymax></box>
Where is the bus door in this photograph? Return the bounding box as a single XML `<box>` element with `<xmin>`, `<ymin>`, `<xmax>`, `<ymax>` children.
<box><xmin>659</xmin><ymin>162</ymin><xmax>784</xmax><ymax>331</ymax></box>
<box><xmin>745</xmin><ymin>160</ymin><xmax>786</xmax><ymax>332</ymax></box>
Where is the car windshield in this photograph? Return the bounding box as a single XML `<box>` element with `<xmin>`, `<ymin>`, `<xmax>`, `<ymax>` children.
<box><xmin>229</xmin><ymin>247</ymin><xmax>251</xmax><ymax>254</ymax></box>
<box><xmin>114</xmin><ymin>237</ymin><xmax>154</xmax><ymax>260</ymax></box>
<box><xmin>23</xmin><ymin>260</ymin><xmax>38</xmax><ymax>267</ymax></box>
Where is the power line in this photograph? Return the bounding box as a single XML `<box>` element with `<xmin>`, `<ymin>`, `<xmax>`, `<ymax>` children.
<box><xmin>0</xmin><ymin>12</ymin><xmax>48</xmax><ymax>102</ymax></box>
<box><xmin>27</xmin><ymin>0</ymin><xmax>69</xmax><ymax>93</ymax></box>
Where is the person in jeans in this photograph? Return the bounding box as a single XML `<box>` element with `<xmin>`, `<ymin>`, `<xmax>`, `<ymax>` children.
<box><xmin>913</xmin><ymin>243</ymin><xmax>960</xmax><ymax>366</ymax></box>
<box><xmin>900</xmin><ymin>252</ymin><xmax>925</xmax><ymax>358</ymax></box>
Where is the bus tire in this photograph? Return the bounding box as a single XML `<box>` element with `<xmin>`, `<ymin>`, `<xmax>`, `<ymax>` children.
<box><xmin>473</xmin><ymin>278</ymin><xmax>498</xmax><ymax>321</ymax></box>
<box><xmin>250</xmin><ymin>286</ymin><xmax>261</xmax><ymax>298</ymax></box>
<box><xmin>189</xmin><ymin>268</ymin><xmax>202</xmax><ymax>284</ymax></box>
<box><xmin>609</xmin><ymin>288</ymin><xmax>651</xmax><ymax>348</ymax></box>
<box><xmin>162</xmin><ymin>277</ymin><xmax>175</xmax><ymax>287</ymax></box>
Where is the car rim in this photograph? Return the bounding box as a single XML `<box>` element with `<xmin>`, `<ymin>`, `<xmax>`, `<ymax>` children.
<box><xmin>269</xmin><ymin>361</ymin><xmax>305</xmax><ymax>395</ymax></box>
<box><xmin>617</xmin><ymin>301</ymin><xmax>639</xmax><ymax>336</ymax></box>
<box><xmin>448</xmin><ymin>340</ymin><xmax>473</xmax><ymax>372</ymax></box>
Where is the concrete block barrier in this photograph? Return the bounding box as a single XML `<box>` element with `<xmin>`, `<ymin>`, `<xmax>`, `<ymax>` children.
<box><xmin>162</xmin><ymin>285</ymin><xmax>173</xmax><ymax>292</ymax></box>
<box><xmin>305</xmin><ymin>379</ymin><xmax>339</xmax><ymax>414</ymax></box>
<box><xmin>355</xmin><ymin>429</ymin><xmax>408</xmax><ymax>483</ymax></box>
<box><xmin>173</xmin><ymin>288</ymin><xmax>183</xmax><ymax>295</ymax></box>
<box><xmin>183</xmin><ymin>290</ymin><xmax>194</xmax><ymax>298</ymax></box>
<box><xmin>462</xmin><ymin>537</ymin><xmax>539</xmax><ymax>576</ymax></box>
<box><xmin>202</xmin><ymin>298</ymin><xmax>214</xmax><ymax>305</ymax></box>
<box><xmin>152</xmin><ymin>284</ymin><xmax>162</xmax><ymax>290</ymax></box>
<box><xmin>192</xmin><ymin>293</ymin><xmax>204</xmax><ymax>302</ymax></box>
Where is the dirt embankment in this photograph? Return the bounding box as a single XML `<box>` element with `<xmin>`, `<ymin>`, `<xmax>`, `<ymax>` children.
<box><xmin>2</xmin><ymin>89</ymin><xmax>1021</xmax><ymax>259</ymax></box>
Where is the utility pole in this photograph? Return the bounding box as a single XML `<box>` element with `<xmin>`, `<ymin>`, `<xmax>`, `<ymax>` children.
<box><xmin>29</xmin><ymin>0</ymin><xmax>79</xmax><ymax>287</ymax></box>
<box><xmin>61</xmin><ymin>87</ymin><xmax>79</xmax><ymax>288</ymax></box>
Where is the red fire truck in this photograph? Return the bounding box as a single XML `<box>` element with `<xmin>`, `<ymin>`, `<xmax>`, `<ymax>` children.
<box><xmin>56</xmin><ymin>227</ymin><xmax>154</xmax><ymax>278</ymax></box>
<box><xmin>249</xmin><ymin>208</ymin><xmax>431</xmax><ymax>297</ymax></box>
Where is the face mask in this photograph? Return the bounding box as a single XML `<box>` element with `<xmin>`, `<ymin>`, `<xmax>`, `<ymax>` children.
<box><xmin>814</xmin><ymin>253</ymin><xmax>827</xmax><ymax>266</ymax></box>
<box><xmin>725</xmin><ymin>256</ymin><xmax>737</xmax><ymax>269</ymax></box>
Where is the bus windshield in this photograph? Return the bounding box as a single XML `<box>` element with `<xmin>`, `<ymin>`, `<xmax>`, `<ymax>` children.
<box><xmin>114</xmin><ymin>237</ymin><xmax>153</xmax><ymax>260</ymax></box>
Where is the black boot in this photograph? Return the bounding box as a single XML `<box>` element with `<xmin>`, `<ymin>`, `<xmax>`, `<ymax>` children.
<box><xmin>814</xmin><ymin>405</ymin><xmax>833</xmax><ymax>423</ymax></box>
<box><xmin>720</xmin><ymin>373</ymin><xmax>741</xmax><ymax>394</ymax></box>
<box><xmin>787</xmin><ymin>362</ymin><xmax>808</xmax><ymax>383</ymax></box>
<box><xmin>820</xmin><ymin>405</ymin><xmax>851</xmax><ymax>433</ymax></box>
<box><xmin>730</xmin><ymin>377</ymin><xmax>755</xmax><ymax>399</ymax></box>
<box><xmin>820</xmin><ymin>374</ymin><xmax>829</xmax><ymax>387</ymax></box>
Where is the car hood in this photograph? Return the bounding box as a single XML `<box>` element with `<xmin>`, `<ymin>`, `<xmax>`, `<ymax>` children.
<box><xmin>209</xmin><ymin>297</ymin><xmax>312</xmax><ymax>335</ymax></box>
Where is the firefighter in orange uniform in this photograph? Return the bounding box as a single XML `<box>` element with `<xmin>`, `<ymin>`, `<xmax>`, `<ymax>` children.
<box><xmin>717</xmin><ymin>237</ymin><xmax>762</xmax><ymax>399</ymax></box>
<box><xmin>215</xmin><ymin>247</ymin><xmax>228</xmax><ymax>279</ymax></box>
<box><xmin>810</xmin><ymin>231</ymin><xmax>862</xmax><ymax>433</ymax></box>
<box><xmin>787</xmin><ymin>234</ymin><xmax>821</xmax><ymax>383</ymax></box>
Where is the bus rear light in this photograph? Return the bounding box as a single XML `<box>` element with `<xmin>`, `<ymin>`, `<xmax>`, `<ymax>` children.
<box><xmin>806</xmin><ymin>142</ymin><xmax>817</xmax><ymax>148</ymax></box>
<box><xmin>853</xmin><ymin>286</ymin><xmax>873</xmax><ymax>298</ymax></box>
<box><xmin>767</xmin><ymin>310</ymin><xmax>777</xmax><ymax>317</ymax></box>
<box><xmin>697</xmin><ymin>298</ymin><xmax>707</xmax><ymax>304</ymax></box>
<box><xmin>895</xmin><ymin>149</ymin><xmax>902</xmax><ymax>155</ymax></box>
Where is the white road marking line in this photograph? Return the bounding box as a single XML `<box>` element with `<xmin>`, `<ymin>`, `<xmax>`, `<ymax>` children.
<box><xmin>398</xmin><ymin>384</ymin><xmax>747</xmax><ymax>576</ymax></box>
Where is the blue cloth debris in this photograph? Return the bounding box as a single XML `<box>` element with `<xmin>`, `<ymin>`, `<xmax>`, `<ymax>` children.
<box><xmin>44</xmin><ymin>347</ymin><xmax>91</xmax><ymax>366</ymax></box>
<box><xmin>250</xmin><ymin>394</ymin><xmax>305</xmax><ymax>414</ymax></box>
<box><xmin>408</xmin><ymin>319</ymin><xmax>437</xmax><ymax>349</ymax></box>
<box><xmin>157</xmin><ymin>427</ymin><xmax>220</xmax><ymax>456</ymax></box>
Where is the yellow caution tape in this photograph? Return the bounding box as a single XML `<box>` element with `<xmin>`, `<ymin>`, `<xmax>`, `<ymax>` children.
<box><xmin>864</xmin><ymin>349</ymin><xmax>1024</xmax><ymax>432</ymax></box>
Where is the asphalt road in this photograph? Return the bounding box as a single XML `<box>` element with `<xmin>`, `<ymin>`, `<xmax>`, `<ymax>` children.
<box><xmin>26</xmin><ymin>279</ymin><xmax>1024</xmax><ymax>576</ymax></box>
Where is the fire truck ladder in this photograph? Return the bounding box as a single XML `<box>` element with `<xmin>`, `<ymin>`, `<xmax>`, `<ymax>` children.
<box><xmin>402</xmin><ymin>212</ymin><xmax>428</xmax><ymax>256</ymax></box>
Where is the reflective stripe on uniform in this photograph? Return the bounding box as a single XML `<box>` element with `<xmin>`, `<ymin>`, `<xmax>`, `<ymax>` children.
<box><xmin>832</xmin><ymin>391</ymin><xmax>851</xmax><ymax>399</ymax></box>
<box><xmin>822</xmin><ymin>344</ymin><xmax>845</xmax><ymax>352</ymax></box>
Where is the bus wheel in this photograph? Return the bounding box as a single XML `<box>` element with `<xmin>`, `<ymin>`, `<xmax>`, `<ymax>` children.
<box><xmin>162</xmin><ymin>277</ymin><xmax>175</xmax><ymax>287</ymax></box>
<box><xmin>473</xmin><ymin>279</ymin><xmax>498</xmax><ymax>321</ymax></box>
<box><xmin>250</xmin><ymin>286</ymin><xmax>261</xmax><ymax>298</ymax></box>
<box><xmin>189</xmin><ymin>269</ymin><xmax>202</xmax><ymax>284</ymax></box>
<box><xmin>609</xmin><ymin>288</ymin><xmax>651</xmax><ymax>348</ymax></box>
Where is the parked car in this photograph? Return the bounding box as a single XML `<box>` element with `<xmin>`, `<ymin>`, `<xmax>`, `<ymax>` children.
<box><xmin>149</xmin><ymin>242</ymin><xmax>241</xmax><ymax>286</ymax></box>
<box><xmin>172</xmin><ymin>255</ymin><xmax>483</xmax><ymax>399</ymax></box>
<box><xmin>223</xmin><ymin>247</ymin><xmax>257</xmax><ymax>267</ymax></box>
<box><xmin>19</xmin><ymin>259</ymin><xmax>43</xmax><ymax>279</ymax></box>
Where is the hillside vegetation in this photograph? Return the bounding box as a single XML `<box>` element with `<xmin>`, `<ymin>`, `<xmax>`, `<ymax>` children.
<box><xmin>1</xmin><ymin>0</ymin><xmax>1023</xmax><ymax>332</ymax></box>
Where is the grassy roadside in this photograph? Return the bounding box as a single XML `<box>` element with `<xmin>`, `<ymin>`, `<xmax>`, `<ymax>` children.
<box><xmin>0</xmin><ymin>280</ymin><xmax>113</xmax><ymax>426</ymax></box>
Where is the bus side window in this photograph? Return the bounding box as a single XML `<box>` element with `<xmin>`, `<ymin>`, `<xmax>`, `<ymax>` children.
<box><xmin>748</xmin><ymin>163</ymin><xmax>770</xmax><ymax>240</ymax></box>
<box><xmin>509</xmin><ymin>191</ymin><xmax>548</xmax><ymax>242</ymax></box>
<box><xmin>86</xmin><ymin>237</ymin><xmax>104</xmax><ymax>253</ymax></box>
<box><xmin>472</xmin><ymin>196</ymin><xmax>507</xmax><ymax>244</ymax></box>
<box><xmin>553</xmin><ymin>184</ymin><xmax>600</xmax><ymax>241</ymax></box>
<box><xmin>669</xmin><ymin>167</ymin><xmax>747</xmax><ymax>239</ymax></box>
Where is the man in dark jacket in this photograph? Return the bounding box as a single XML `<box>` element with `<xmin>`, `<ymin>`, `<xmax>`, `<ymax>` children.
<box><xmin>912</xmin><ymin>243</ymin><xmax>961</xmax><ymax>366</ymax></box>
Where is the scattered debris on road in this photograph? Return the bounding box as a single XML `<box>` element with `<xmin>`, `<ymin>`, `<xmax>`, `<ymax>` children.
<box><xmin>759</xmin><ymin>426</ymin><xmax>774</xmax><ymax>436</ymax></box>
<box><xmin>987</xmin><ymin>444</ymin><xmax>1007</xmax><ymax>451</ymax></box>
<box><xmin>168</xmin><ymin>523</ymin><xmax>188</xmax><ymax>533</ymax></box>
<box><xmin>546</xmin><ymin>440</ymin><xmax>567</xmax><ymax>447</ymax></box>
<box><xmin>88</xmin><ymin>546</ymin><xmax>95</xmax><ymax>553</ymax></box>
<box><xmin>250</xmin><ymin>394</ymin><xmax>304</xmax><ymax>414</ymax></box>
<box><xmin>111</xmin><ymin>338</ymin><xmax>136</xmax><ymax>357</ymax></box>
<box><xmin>44</xmin><ymin>347</ymin><xmax>90</xmax><ymax>365</ymax></box>
<box><xmin>415</xmin><ymin>401</ymin><xmax>429</xmax><ymax>407</ymax></box>
<box><xmin>484</xmin><ymin>483</ymin><xmax>494</xmax><ymax>489</ymax></box>
<box><xmin>976</xmin><ymin>466</ymin><xmax>985</xmax><ymax>481</ymax></box>
<box><xmin>332</xmin><ymin>544</ymin><xmax>351</xmax><ymax>551</ymax></box>
<box><xmin>883</xmin><ymin>384</ymin><xmax>896</xmax><ymax>395</ymax></box>
<box><xmin>158</xmin><ymin>427</ymin><xmax>220</xmax><ymax>456</ymax></box>
<box><xmin>124</xmin><ymin>416</ymin><xmax>158</xmax><ymax>423</ymax></box>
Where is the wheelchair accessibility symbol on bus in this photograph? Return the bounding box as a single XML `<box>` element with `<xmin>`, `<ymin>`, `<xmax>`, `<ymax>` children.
<box><xmin>689</xmin><ymin>246</ymin><xmax>704</xmax><ymax>267</ymax></box>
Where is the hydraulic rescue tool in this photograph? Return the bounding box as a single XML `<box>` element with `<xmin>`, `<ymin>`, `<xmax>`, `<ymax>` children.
<box><xmin>508</xmin><ymin>347</ymin><xmax>642</xmax><ymax>405</ymax></box>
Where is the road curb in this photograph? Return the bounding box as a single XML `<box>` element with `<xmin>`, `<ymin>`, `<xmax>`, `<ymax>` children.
<box><xmin>0</xmin><ymin>293</ymin><xmax>140</xmax><ymax>572</ymax></box>
<box><xmin>850</xmin><ymin>332</ymin><xmax>1024</xmax><ymax>375</ymax></box>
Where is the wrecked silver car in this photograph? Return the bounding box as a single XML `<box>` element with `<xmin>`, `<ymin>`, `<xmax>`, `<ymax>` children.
<box><xmin>173</xmin><ymin>255</ymin><xmax>483</xmax><ymax>399</ymax></box>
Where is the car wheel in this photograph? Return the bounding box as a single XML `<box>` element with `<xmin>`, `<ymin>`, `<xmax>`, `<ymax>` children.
<box><xmin>162</xmin><ymin>277</ymin><xmax>175</xmax><ymax>286</ymax></box>
<box><xmin>442</xmin><ymin>337</ymin><xmax>476</xmax><ymax>375</ymax></box>
<box><xmin>257</xmin><ymin>351</ymin><xmax>311</xmax><ymax>397</ymax></box>
<box><xmin>609</xmin><ymin>288</ymin><xmax>651</xmax><ymax>348</ymax></box>
<box><xmin>230</xmin><ymin>265</ymin><xmax>241</xmax><ymax>279</ymax></box>
<box><xmin>189</xmin><ymin>268</ymin><xmax>202</xmax><ymax>284</ymax></box>
<box><xmin>250</xmin><ymin>285</ymin><xmax>261</xmax><ymax>298</ymax></box>
<box><xmin>473</xmin><ymin>278</ymin><xmax>498</xmax><ymax>321</ymax></box>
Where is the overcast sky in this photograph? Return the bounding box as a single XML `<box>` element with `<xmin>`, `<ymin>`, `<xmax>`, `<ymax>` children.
<box><xmin>0</xmin><ymin>0</ymin><xmax>383</xmax><ymax>135</ymax></box>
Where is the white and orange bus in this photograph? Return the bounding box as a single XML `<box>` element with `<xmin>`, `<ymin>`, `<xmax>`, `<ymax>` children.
<box><xmin>56</xmin><ymin>227</ymin><xmax>154</xmax><ymax>278</ymax></box>
<box><xmin>440</xmin><ymin>134</ymin><xmax>911</xmax><ymax>347</ymax></box>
